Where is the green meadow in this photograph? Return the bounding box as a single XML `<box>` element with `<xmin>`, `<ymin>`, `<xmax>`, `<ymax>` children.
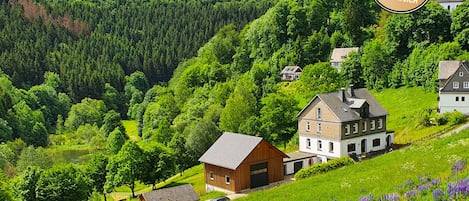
<box><xmin>238</xmin><ymin>130</ymin><xmax>469</xmax><ymax>200</ymax></box>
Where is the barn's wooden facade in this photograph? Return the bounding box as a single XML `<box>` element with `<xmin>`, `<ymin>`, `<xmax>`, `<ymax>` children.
<box><xmin>199</xmin><ymin>133</ymin><xmax>288</xmax><ymax>193</ymax></box>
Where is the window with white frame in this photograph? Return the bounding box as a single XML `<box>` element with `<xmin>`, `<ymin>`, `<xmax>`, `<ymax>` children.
<box><xmin>454</xmin><ymin>82</ymin><xmax>460</xmax><ymax>89</ymax></box>
<box><xmin>463</xmin><ymin>97</ymin><xmax>466</xmax><ymax>102</ymax></box>
<box><xmin>306</xmin><ymin>121</ymin><xmax>310</xmax><ymax>131</ymax></box>
<box><xmin>317</xmin><ymin>140</ymin><xmax>322</xmax><ymax>151</ymax></box>
<box><xmin>225</xmin><ymin>175</ymin><xmax>230</xmax><ymax>184</ymax></box>
<box><xmin>460</xmin><ymin>72</ymin><xmax>464</xmax><ymax>77</ymax></box>
<box><xmin>370</xmin><ymin>120</ymin><xmax>375</xmax><ymax>130</ymax></box>
<box><xmin>353</xmin><ymin>123</ymin><xmax>358</xmax><ymax>134</ymax></box>
<box><xmin>209</xmin><ymin>171</ymin><xmax>214</xmax><ymax>180</ymax></box>
<box><xmin>329</xmin><ymin>142</ymin><xmax>334</xmax><ymax>153</ymax></box>
<box><xmin>345</xmin><ymin>124</ymin><xmax>350</xmax><ymax>135</ymax></box>
<box><xmin>362</xmin><ymin>121</ymin><xmax>367</xmax><ymax>132</ymax></box>
<box><xmin>317</xmin><ymin>123</ymin><xmax>322</xmax><ymax>134</ymax></box>
<box><xmin>317</xmin><ymin>108</ymin><xmax>322</xmax><ymax>120</ymax></box>
<box><xmin>464</xmin><ymin>82</ymin><xmax>469</xmax><ymax>89</ymax></box>
<box><xmin>378</xmin><ymin>119</ymin><xmax>383</xmax><ymax>129</ymax></box>
<box><xmin>306</xmin><ymin>138</ymin><xmax>311</xmax><ymax>149</ymax></box>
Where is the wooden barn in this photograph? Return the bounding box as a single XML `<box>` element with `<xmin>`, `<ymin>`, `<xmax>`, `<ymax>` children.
<box><xmin>199</xmin><ymin>132</ymin><xmax>288</xmax><ymax>193</ymax></box>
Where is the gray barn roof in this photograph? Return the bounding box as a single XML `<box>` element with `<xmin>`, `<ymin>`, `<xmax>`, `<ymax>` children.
<box><xmin>439</xmin><ymin>60</ymin><xmax>461</xmax><ymax>80</ymax></box>
<box><xmin>297</xmin><ymin>88</ymin><xmax>388</xmax><ymax>122</ymax></box>
<box><xmin>199</xmin><ymin>132</ymin><xmax>263</xmax><ymax>170</ymax></box>
<box><xmin>138</xmin><ymin>184</ymin><xmax>199</xmax><ymax>201</ymax></box>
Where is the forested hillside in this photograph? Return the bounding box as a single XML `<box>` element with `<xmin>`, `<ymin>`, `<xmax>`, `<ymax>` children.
<box><xmin>0</xmin><ymin>0</ymin><xmax>273</xmax><ymax>101</ymax></box>
<box><xmin>2</xmin><ymin>0</ymin><xmax>469</xmax><ymax>200</ymax></box>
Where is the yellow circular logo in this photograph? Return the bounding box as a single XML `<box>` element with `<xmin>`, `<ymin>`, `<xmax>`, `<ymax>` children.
<box><xmin>375</xmin><ymin>0</ymin><xmax>429</xmax><ymax>14</ymax></box>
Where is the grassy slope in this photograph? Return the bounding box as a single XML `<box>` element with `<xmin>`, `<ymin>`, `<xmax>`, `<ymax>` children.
<box><xmin>122</xmin><ymin>120</ymin><xmax>140</xmax><ymax>141</ymax></box>
<box><xmin>114</xmin><ymin>87</ymin><xmax>449</xmax><ymax>200</ymax></box>
<box><xmin>238</xmin><ymin>130</ymin><xmax>469</xmax><ymax>200</ymax></box>
<box><xmin>371</xmin><ymin>87</ymin><xmax>447</xmax><ymax>144</ymax></box>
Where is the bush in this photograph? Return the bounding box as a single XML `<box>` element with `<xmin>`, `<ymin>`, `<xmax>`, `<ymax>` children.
<box><xmin>294</xmin><ymin>157</ymin><xmax>355</xmax><ymax>180</ymax></box>
<box><xmin>447</xmin><ymin>111</ymin><xmax>465</xmax><ymax>126</ymax></box>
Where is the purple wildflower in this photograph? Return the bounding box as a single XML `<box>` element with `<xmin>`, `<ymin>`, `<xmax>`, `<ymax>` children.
<box><xmin>359</xmin><ymin>194</ymin><xmax>373</xmax><ymax>201</ymax></box>
<box><xmin>417</xmin><ymin>184</ymin><xmax>429</xmax><ymax>192</ymax></box>
<box><xmin>378</xmin><ymin>193</ymin><xmax>400</xmax><ymax>201</ymax></box>
<box><xmin>419</xmin><ymin>174</ymin><xmax>430</xmax><ymax>184</ymax></box>
<box><xmin>404</xmin><ymin>189</ymin><xmax>418</xmax><ymax>199</ymax></box>
<box><xmin>452</xmin><ymin>159</ymin><xmax>466</xmax><ymax>174</ymax></box>
<box><xmin>404</xmin><ymin>179</ymin><xmax>414</xmax><ymax>188</ymax></box>
<box><xmin>432</xmin><ymin>189</ymin><xmax>444</xmax><ymax>200</ymax></box>
<box><xmin>430</xmin><ymin>178</ymin><xmax>441</xmax><ymax>187</ymax></box>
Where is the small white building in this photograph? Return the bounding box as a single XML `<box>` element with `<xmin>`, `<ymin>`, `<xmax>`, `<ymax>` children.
<box><xmin>432</xmin><ymin>0</ymin><xmax>464</xmax><ymax>12</ymax></box>
<box><xmin>438</xmin><ymin>60</ymin><xmax>469</xmax><ymax>114</ymax></box>
<box><xmin>281</xmin><ymin>66</ymin><xmax>302</xmax><ymax>81</ymax></box>
<box><xmin>330</xmin><ymin>47</ymin><xmax>359</xmax><ymax>71</ymax></box>
<box><xmin>297</xmin><ymin>85</ymin><xmax>394</xmax><ymax>162</ymax></box>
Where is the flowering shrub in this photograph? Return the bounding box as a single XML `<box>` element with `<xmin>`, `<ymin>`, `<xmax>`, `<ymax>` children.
<box><xmin>294</xmin><ymin>157</ymin><xmax>354</xmax><ymax>180</ymax></box>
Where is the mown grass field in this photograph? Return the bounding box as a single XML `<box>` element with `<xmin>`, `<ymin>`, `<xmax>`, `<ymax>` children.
<box><xmin>238</xmin><ymin>130</ymin><xmax>469</xmax><ymax>200</ymax></box>
<box><xmin>371</xmin><ymin>87</ymin><xmax>448</xmax><ymax>144</ymax></box>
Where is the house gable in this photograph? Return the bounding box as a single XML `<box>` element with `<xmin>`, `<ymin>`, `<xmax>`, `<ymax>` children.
<box><xmin>441</xmin><ymin>62</ymin><xmax>469</xmax><ymax>93</ymax></box>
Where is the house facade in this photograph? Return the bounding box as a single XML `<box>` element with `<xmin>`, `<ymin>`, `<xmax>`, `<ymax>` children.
<box><xmin>297</xmin><ymin>86</ymin><xmax>394</xmax><ymax>162</ymax></box>
<box><xmin>438</xmin><ymin>60</ymin><xmax>469</xmax><ymax>114</ymax></box>
<box><xmin>432</xmin><ymin>0</ymin><xmax>464</xmax><ymax>12</ymax></box>
<box><xmin>281</xmin><ymin>66</ymin><xmax>302</xmax><ymax>81</ymax></box>
<box><xmin>330</xmin><ymin>47</ymin><xmax>359</xmax><ymax>70</ymax></box>
<box><xmin>199</xmin><ymin>132</ymin><xmax>288</xmax><ymax>193</ymax></box>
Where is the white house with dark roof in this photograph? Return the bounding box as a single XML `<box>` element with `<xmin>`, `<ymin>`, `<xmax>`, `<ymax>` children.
<box><xmin>297</xmin><ymin>85</ymin><xmax>394</xmax><ymax>162</ymax></box>
<box><xmin>330</xmin><ymin>47</ymin><xmax>359</xmax><ymax>70</ymax></box>
<box><xmin>281</xmin><ymin>66</ymin><xmax>302</xmax><ymax>81</ymax></box>
<box><xmin>438</xmin><ymin>60</ymin><xmax>469</xmax><ymax>114</ymax></box>
<box><xmin>432</xmin><ymin>0</ymin><xmax>464</xmax><ymax>12</ymax></box>
<box><xmin>199</xmin><ymin>132</ymin><xmax>288</xmax><ymax>193</ymax></box>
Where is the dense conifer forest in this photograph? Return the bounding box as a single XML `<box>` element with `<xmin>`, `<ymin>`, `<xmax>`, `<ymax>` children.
<box><xmin>2</xmin><ymin>0</ymin><xmax>469</xmax><ymax>200</ymax></box>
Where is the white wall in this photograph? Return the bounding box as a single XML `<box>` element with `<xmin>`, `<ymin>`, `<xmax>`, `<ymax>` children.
<box><xmin>284</xmin><ymin>158</ymin><xmax>310</xmax><ymax>175</ymax></box>
<box><xmin>300</xmin><ymin>132</ymin><xmax>393</xmax><ymax>159</ymax></box>
<box><xmin>438</xmin><ymin>2</ymin><xmax>463</xmax><ymax>12</ymax></box>
<box><xmin>439</xmin><ymin>93</ymin><xmax>469</xmax><ymax>114</ymax></box>
<box><xmin>299</xmin><ymin>136</ymin><xmax>341</xmax><ymax>158</ymax></box>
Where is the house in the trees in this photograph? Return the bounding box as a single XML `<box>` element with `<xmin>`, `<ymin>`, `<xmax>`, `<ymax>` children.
<box><xmin>138</xmin><ymin>184</ymin><xmax>199</xmax><ymax>201</ymax></box>
<box><xmin>432</xmin><ymin>0</ymin><xmax>464</xmax><ymax>12</ymax></box>
<box><xmin>281</xmin><ymin>66</ymin><xmax>302</xmax><ymax>81</ymax></box>
<box><xmin>297</xmin><ymin>85</ymin><xmax>394</xmax><ymax>162</ymax></box>
<box><xmin>330</xmin><ymin>47</ymin><xmax>359</xmax><ymax>70</ymax></box>
<box><xmin>438</xmin><ymin>60</ymin><xmax>469</xmax><ymax>114</ymax></box>
<box><xmin>199</xmin><ymin>132</ymin><xmax>288</xmax><ymax>193</ymax></box>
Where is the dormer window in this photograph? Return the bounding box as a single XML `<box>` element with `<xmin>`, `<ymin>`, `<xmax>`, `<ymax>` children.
<box><xmin>317</xmin><ymin>108</ymin><xmax>322</xmax><ymax>120</ymax></box>
<box><xmin>353</xmin><ymin>123</ymin><xmax>358</xmax><ymax>134</ymax></box>
<box><xmin>454</xmin><ymin>82</ymin><xmax>460</xmax><ymax>89</ymax></box>
<box><xmin>345</xmin><ymin>124</ymin><xmax>350</xmax><ymax>135</ymax></box>
<box><xmin>370</xmin><ymin>120</ymin><xmax>375</xmax><ymax>130</ymax></box>
<box><xmin>464</xmin><ymin>82</ymin><xmax>469</xmax><ymax>89</ymax></box>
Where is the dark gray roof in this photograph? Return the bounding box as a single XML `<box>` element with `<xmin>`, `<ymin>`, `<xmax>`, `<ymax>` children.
<box><xmin>281</xmin><ymin>66</ymin><xmax>302</xmax><ymax>74</ymax></box>
<box><xmin>432</xmin><ymin>0</ymin><xmax>464</xmax><ymax>3</ymax></box>
<box><xmin>297</xmin><ymin>88</ymin><xmax>388</xmax><ymax>122</ymax></box>
<box><xmin>198</xmin><ymin>132</ymin><xmax>263</xmax><ymax>170</ymax></box>
<box><xmin>439</xmin><ymin>60</ymin><xmax>461</xmax><ymax>80</ymax></box>
<box><xmin>283</xmin><ymin>151</ymin><xmax>315</xmax><ymax>163</ymax></box>
<box><xmin>139</xmin><ymin>184</ymin><xmax>199</xmax><ymax>201</ymax></box>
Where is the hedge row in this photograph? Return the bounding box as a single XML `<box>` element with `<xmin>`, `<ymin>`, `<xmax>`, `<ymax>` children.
<box><xmin>294</xmin><ymin>157</ymin><xmax>355</xmax><ymax>180</ymax></box>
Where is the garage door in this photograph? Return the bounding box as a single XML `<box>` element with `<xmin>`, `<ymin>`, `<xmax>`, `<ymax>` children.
<box><xmin>250</xmin><ymin>162</ymin><xmax>268</xmax><ymax>188</ymax></box>
<box><xmin>293</xmin><ymin>161</ymin><xmax>303</xmax><ymax>174</ymax></box>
